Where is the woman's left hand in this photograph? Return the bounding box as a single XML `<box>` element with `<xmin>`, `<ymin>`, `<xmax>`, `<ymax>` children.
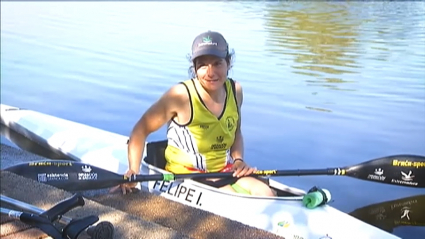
<box><xmin>232</xmin><ymin>160</ymin><xmax>256</xmax><ymax>178</ymax></box>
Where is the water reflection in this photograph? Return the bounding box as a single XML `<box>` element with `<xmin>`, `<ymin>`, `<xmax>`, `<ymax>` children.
<box><xmin>263</xmin><ymin>2</ymin><xmax>361</xmax><ymax>91</ymax></box>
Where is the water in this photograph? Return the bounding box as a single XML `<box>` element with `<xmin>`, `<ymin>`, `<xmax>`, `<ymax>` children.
<box><xmin>1</xmin><ymin>1</ymin><xmax>424</xmax><ymax>238</ymax></box>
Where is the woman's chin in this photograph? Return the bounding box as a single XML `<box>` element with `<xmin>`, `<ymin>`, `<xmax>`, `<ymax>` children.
<box><xmin>201</xmin><ymin>80</ymin><xmax>223</xmax><ymax>91</ymax></box>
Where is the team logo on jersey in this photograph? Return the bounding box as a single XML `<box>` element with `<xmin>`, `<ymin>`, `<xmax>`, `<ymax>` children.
<box><xmin>226</xmin><ymin>116</ymin><xmax>235</xmax><ymax>131</ymax></box>
<box><xmin>211</xmin><ymin>135</ymin><xmax>226</xmax><ymax>150</ymax></box>
<box><xmin>216</xmin><ymin>136</ymin><xmax>224</xmax><ymax>143</ymax></box>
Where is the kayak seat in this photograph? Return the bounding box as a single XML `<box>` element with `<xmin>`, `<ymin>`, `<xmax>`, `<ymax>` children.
<box><xmin>145</xmin><ymin>140</ymin><xmax>168</xmax><ymax>170</ymax></box>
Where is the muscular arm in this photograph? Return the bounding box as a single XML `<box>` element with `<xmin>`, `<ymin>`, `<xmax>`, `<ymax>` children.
<box><xmin>128</xmin><ymin>84</ymin><xmax>187</xmax><ymax>173</ymax></box>
<box><xmin>230</xmin><ymin>81</ymin><xmax>244</xmax><ymax>161</ymax></box>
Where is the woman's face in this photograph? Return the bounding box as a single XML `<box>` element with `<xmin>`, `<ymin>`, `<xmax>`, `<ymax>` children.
<box><xmin>195</xmin><ymin>55</ymin><xmax>229</xmax><ymax>92</ymax></box>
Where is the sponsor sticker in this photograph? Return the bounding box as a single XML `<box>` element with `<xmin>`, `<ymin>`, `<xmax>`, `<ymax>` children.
<box><xmin>37</xmin><ymin>173</ymin><xmax>69</xmax><ymax>182</ymax></box>
<box><xmin>255</xmin><ymin>170</ymin><xmax>277</xmax><ymax>176</ymax></box>
<box><xmin>367</xmin><ymin>168</ymin><xmax>386</xmax><ymax>181</ymax></box>
<box><xmin>400</xmin><ymin>206</ymin><xmax>411</xmax><ymax>220</ymax></box>
<box><xmin>78</xmin><ymin>165</ymin><xmax>98</xmax><ymax>181</ymax></box>
<box><xmin>391</xmin><ymin>170</ymin><xmax>418</xmax><ymax>186</ymax></box>
<box><xmin>30</xmin><ymin>162</ymin><xmax>52</xmax><ymax>166</ymax></box>
<box><xmin>392</xmin><ymin>159</ymin><xmax>425</xmax><ymax>168</ymax></box>
<box><xmin>29</xmin><ymin>161</ymin><xmax>73</xmax><ymax>167</ymax></box>
<box><xmin>38</xmin><ymin>173</ymin><xmax>47</xmax><ymax>182</ymax></box>
<box><xmin>277</xmin><ymin>220</ymin><xmax>290</xmax><ymax>228</ymax></box>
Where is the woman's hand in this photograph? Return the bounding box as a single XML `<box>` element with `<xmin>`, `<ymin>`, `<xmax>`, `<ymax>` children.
<box><xmin>109</xmin><ymin>169</ymin><xmax>138</xmax><ymax>195</ymax></box>
<box><xmin>232</xmin><ymin>160</ymin><xmax>256</xmax><ymax>178</ymax></box>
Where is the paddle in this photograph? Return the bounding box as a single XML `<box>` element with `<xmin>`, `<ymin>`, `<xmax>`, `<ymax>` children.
<box><xmin>349</xmin><ymin>194</ymin><xmax>425</xmax><ymax>233</ymax></box>
<box><xmin>4</xmin><ymin>154</ymin><xmax>425</xmax><ymax>191</ymax></box>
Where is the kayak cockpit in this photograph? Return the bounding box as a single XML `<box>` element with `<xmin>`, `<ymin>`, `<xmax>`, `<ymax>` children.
<box><xmin>143</xmin><ymin>140</ymin><xmax>304</xmax><ymax>197</ymax></box>
<box><xmin>144</xmin><ymin>140</ymin><xmax>168</xmax><ymax>170</ymax></box>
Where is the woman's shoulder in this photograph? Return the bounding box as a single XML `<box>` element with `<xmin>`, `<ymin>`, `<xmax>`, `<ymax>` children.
<box><xmin>227</xmin><ymin>78</ymin><xmax>243</xmax><ymax>107</ymax></box>
<box><xmin>162</xmin><ymin>80</ymin><xmax>191</xmax><ymax>103</ymax></box>
<box><xmin>227</xmin><ymin>78</ymin><xmax>243</xmax><ymax>94</ymax></box>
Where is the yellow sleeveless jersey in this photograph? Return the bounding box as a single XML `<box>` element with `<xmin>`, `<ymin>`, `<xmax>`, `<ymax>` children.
<box><xmin>164</xmin><ymin>78</ymin><xmax>239</xmax><ymax>173</ymax></box>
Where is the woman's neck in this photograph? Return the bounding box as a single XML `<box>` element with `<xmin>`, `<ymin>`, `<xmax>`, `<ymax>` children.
<box><xmin>195</xmin><ymin>80</ymin><xmax>226</xmax><ymax>103</ymax></box>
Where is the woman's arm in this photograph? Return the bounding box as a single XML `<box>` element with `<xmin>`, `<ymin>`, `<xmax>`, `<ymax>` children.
<box><xmin>128</xmin><ymin>84</ymin><xmax>187</xmax><ymax>173</ymax></box>
<box><xmin>110</xmin><ymin>84</ymin><xmax>187</xmax><ymax>194</ymax></box>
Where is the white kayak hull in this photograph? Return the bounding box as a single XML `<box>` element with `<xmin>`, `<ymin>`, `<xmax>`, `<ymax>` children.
<box><xmin>0</xmin><ymin>104</ymin><xmax>400</xmax><ymax>239</ymax></box>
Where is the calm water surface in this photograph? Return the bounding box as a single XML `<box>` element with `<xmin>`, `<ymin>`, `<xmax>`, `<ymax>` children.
<box><xmin>1</xmin><ymin>2</ymin><xmax>424</xmax><ymax>238</ymax></box>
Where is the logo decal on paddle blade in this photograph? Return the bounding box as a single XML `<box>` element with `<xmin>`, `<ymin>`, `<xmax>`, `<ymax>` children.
<box><xmin>401</xmin><ymin>170</ymin><xmax>414</xmax><ymax>181</ymax></box>
<box><xmin>367</xmin><ymin>168</ymin><xmax>386</xmax><ymax>181</ymax></box>
<box><xmin>400</xmin><ymin>206</ymin><xmax>411</xmax><ymax>220</ymax></box>
<box><xmin>82</xmin><ymin>165</ymin><xmax>92</xmax><ymax>173</ymax></box>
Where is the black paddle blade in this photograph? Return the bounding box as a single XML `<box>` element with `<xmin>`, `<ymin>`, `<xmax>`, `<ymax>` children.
<box><xmin>349</xmin><ymin>194</ymin><xmax>425</xmax><ymax>232</ymax></box>
<box><xmin>0</xmin><ymin>123</ymin><xmax>73</xmax><ymax>160</ymax></box>
<box><xmin>345</xmin><ymin>155</ymin><xmax>425</xmax><ymax>188</ymax></box>
<box><xmin>4</xmin><ymin>160</ymin><xmax>125</xmax><ymax>191</ymax></box>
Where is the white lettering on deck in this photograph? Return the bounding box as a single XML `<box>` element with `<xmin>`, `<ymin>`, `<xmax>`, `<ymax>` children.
<box><xmin>153</xmin><ymin>181</ymin><xmax>203</xmax><ymax>206</ymax></box>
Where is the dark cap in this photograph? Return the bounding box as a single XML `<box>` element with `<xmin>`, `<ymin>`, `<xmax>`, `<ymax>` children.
<box><xmin>191</xmin><ymin>31</ymin><xmax>229</xmax><ymax>61</ymax></box>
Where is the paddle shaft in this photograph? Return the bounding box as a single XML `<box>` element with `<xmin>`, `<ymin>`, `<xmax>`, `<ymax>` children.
<box><xmin>131</xmin><ymin>168</ymin><xmax>337</xmax><ymax>182</ymax></box>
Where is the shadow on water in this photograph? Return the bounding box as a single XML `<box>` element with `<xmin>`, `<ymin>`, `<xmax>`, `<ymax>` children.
<box><xmin>262</xmin><ymin>1</ymin><xmax>362</xmax><ymax>92</ymax></box>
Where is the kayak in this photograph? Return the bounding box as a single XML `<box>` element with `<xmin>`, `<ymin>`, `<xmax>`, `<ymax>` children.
<box><xmin>0</xmin><ymin>103</ymin><xmax>401</xmax><ymax>239</ymax></box>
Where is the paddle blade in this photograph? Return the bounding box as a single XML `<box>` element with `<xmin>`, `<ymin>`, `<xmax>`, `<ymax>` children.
<box><xmin>4</xmin><ymin>160</ymin><xmax>126</xmax><ymax>191</ymax></box>
<box><xmin>345</xmin><ymin>155</ymin><xmax>425</xmax><ymax>188</ymax></box>
<box><xmin>0</xmin><ymin>124</ymin><xmax>71</xmax><ymax>160</ymax></box>
<box><xmin>349</xmin><ymin>194</ymin><xmax>425</xmax><ymax>232</ymax></box>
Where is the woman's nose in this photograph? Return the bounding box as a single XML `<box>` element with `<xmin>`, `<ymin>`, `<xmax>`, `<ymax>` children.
<box><xmin>207</xmin><ymin>64</ymin><xmax>215</xmax><ymax>76</ymax></box>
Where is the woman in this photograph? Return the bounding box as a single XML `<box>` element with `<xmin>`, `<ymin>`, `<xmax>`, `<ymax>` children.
<box><xmin>111</xmin><ymin>31</ymin><xmax>274</xmax><ymax>196</ymax></box>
